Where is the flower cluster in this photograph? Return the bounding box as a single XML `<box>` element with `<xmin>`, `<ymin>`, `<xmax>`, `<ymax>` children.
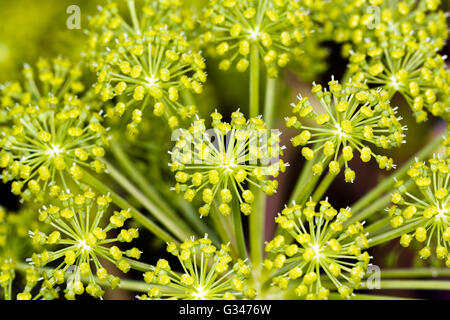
<box><xmin>89</xmin><ymin>2</ymin><xmax>207</xmax><ymax>133</ymax></box>
<box><xmin>0</xmin><ymin>262</ymin><xmax>47</xmax><ymax>300</ymax></box>
<box><xmin>30</xmin><ymin>191</ymin><xmax>141</xmax><ymax>299</ymax></box>
<box><xmin>286</xmin><ymin>79</ymin><xmax>405</xmax><ymax>182</ymax></box>
<box><xmin>202</xmin><ymin>0</ymin><xmax>314</xmax><ymax>77</ymax></box>
<box><xmin>344</xmin><ymin>0</ymin><xmax>449</xmax><ymax>122</ymax></box>
<box><xmin>87</xmin><ymin>1</ymin><xmax>199</xmax><ymax>50</ymax></box>
<box><xmin>265</xmin><ymin>200</ymin><xmax>370</xmax><ymax>299</ymax></box>
<box><xmin>349</xmin><ymin>38</ymin><xmax>449</xmax><ymax>122</ymax></box>
<box><xmin>389</xmin><ymin>157</ymin><xmax>450</xmax><ymax>265</ymax></box>
<box><xmin>0</xmin><ymin>59</ymin><xmax>108</xmax><ymax>201</ymax></box>
<box><xmin>0</xmin><ymin>107</ymin><xmax>107</xmax><ymax>201</ymax></box>
<box><xmin>140</xmin><ymin>236</ymin><xmax>255</xmax><ymax>300</ymax></box>
<box><xmin>170</xmin><ymin>110</ymin><xmax>286</xmax><ymax>216</ymax></box>
<box><xmin>0</xmin><ymin>58</ymin><xmax>85</xmax><ymax>123</ymax></box>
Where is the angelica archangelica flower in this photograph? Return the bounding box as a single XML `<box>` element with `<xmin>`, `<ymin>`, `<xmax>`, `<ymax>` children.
<box><xmin>361</xmin><ymin>0</ymin><xmax>448</xmax><ymax>50</ymax></box>
<box><xmin>308</xmin><ymin>0</ymin><xmax>447</xmax><ymax>56</ymax></box>
<box><xmin>0</xmin><ymin>106</ymin><xmax>108</xmax><ymax>201</ymax></box>
<box><xmin>202</xmin><ymin>0</ymin><xmax>314</xmax><ymax>78</ymax></box>
<box><xmin>0</xmin><ymin>58</ymin><xmax>85</xmax><ymax>123</ymax></box>
<box><xmin>286</xmin><ymin>79</ymin><xmax>405</xmax><ymax>182</ymax></box>
<box><xmin>388</xmin><ymin>157</ymin><xmax>450</xmax><ymax>265</ymax></box>
<box><xmin>264</xmin><ymin>200</ymin><xmax>370</xmax><ymax>299</ymax></box>
<box><xmin>349</xmin><ymin>38</ymin><xmax>449</xmax><ymax>122</ymax></box>
<box><xmin>140</xmin><ymin>236</ymin><xmax>255</xmax><ymax>300</ymax></box>
<box><xmin>90</xmin><ymin>3</ymin><xmax>207</xmax><ymax>133</ymax></box>
<box><xmin>87</xmin><ymin>1</ymin><xmax>198</xmax><ymax>51</ymax></box>
<box><xmin>30</xmin><ymin>191</ymin><xmax>141</xmax><ymax>299</ymax></box>
<box><xmin>170</xmin><ymin>110</ymin><xmax>286</xmax><ymax>217</ymax></box>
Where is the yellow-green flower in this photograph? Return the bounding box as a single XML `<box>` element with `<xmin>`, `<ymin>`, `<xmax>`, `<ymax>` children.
<box><xmin>388</xmin><ymin>157</ymin><xmax>450</xmax><ymax>265</ymax></box>
<box><xmin>349</xmin><ymin>38</ymin><xmax>449</xmax><ymax>122</ymax></box>
<box><xmin>286</xmin><ymin>79</ymin><xmax>405</xmax><ymax>182</ymax></box>
<box><xmin>89</xmin><ymin>2</ymin><xmax>207</xmax><ymax>133</ymax></box>
<box><xmin>0</xmin><ymin>58</ymin><xmax>85</xmax><ymax>123</ymax></box>
<box><xmin>170</xmin><ymin>110</ymin><xmax>286</xmax><ymax>216</ymax></box>
<box><xmin>202</xmin><ymin>0</ymin><xmax>314</xmax><ymax>77</ymax></box>
<box><xmin>265</xmin><ymin>200</ymin><xmax>370</xmax><ymax>299</ymax></box>
<box><xmin>30</xmin><ymin>191</ymin><xmax>141</xmax><ymax>299</ymax></box>
<box><xmin>140</xmin><ymin>236</ymin><xmax>255</xmax><ymax>300</ymax></box>
<box><xmin>0</xmin><ymin>106</ymin><xmax>108</xmax><ymax>201</ymax></box>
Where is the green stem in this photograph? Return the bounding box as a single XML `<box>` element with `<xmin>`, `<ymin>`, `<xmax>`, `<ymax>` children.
<box><xmin>263</xmin><ymin>76</ymin><xmax>277</xmax><ymax>128</ymax></box>
<box><xmin>109</xmin><ymin>141</ymin><xmax>179</xmax><ymax>221</ymax></box>
<box><xmin>288</xmin><ymin>157</ymin><xmax>315</xmax><ymax>204</ymax></box>
<box><xmin>127</xmin><ymin>0</ymin><xmax>140</xmax><ymax>34</ymax></box>
<box><xmin>81</xmin><ymin>170</ymin><xmax>176</xmax><ymax>243</ymax></box>
<box><xmin>250</xmin><ymin>43</ymin><xmax>260</xmax><ymax>118</ymax></box>
<box><xmin>174</xmin><ymin>197</ymin><xmax>220</xmax><ymax>244</ymax></box>
<box><xmin>311</xmin><ymin>156</ymin><xmax>344</xmax><ymax>202</ymax></box>
<box><xmin>249</xmin><ymin>188</ymin><xmax>265</xmax><ymax>269</ymax></box>
<box><xmin>368</xmin><ymin>220</ymin><xmax>424</xmax><ymax>247</ymax></box>
<box><xmin>363</xmin><ymin>216</ymin><xmax>391</xmax><ymax>234</ymax></box>
<box><xmin>363</xmin><ymin>280</ymin><xmax>450</xmax><ymax>291</ymax></box>
<box><xmin>232</xmin><ymin>199</ymin><xmax>247</xmax><ymax>259</ymax></box>
<box><xmin>102</xmin><ymin>159</ymin><xmax>191</xmax><ymax>241</ymax></box>
<box><xmin>109</xmin><ymin>142</ymin><xmax>209</xmax><ymax>238</ymax></box>
<box><xmin>209</xmin><ymin>204</ymin><xmax>234</xmax><ymax>247</ymax></box>
<box><xmin>296</xmin><ymin>158</ymin><xmax>332</xmax><ymax>205</ymax></box>
<box><xmin>379</xmin><ymin>268</ymin><xmax>450</xmax><ymax>278</ymax></box>
<box><xmin>350</xmin><ymin>135</ymin><xmax>443</xmax><ymax>221</ymax></box>
<box><xmin>328</xmin><ymin>292</ymin><xmax>413</xmax><ymax>300</ymax></box>
<box><xmin>347</xmin><ymin>180</ymin><xmax>414</xmax><ymax>227</ymax></box>
<box><xmin>248</xmin><ymin>42</ymin><xmax>265</xmax><ymax>268</ymax></box>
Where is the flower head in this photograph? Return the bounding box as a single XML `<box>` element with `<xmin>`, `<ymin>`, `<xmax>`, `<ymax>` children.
<box><xmin>89</xmin><ymin>2</ymin><xmax>207</xmax><ymax>133</ymax></box>
<box><xmin>312</xmin><ymin>0</ymin><xmax>448</xmax><ymax>51</ymax></box>
<box><xmin>140</xmin><ymin>235</ymin><xmax>254</xmax><ymax>300</ymax></box>
<box><xmin>388</xmin><ymin>157</ymin><xmax>450</xmax><ymax>265</ymax></box>
<box><xmin>170</xmin><ymin>110</ymin><xmax>286</xmax><ymax>216</ymax></box>
<box><xmin>349</xmin><ymin>38</ymin><xmax>449</xmax><ymax>122</ymax></box>
<box><xmin>265</xmin><ymin>200</ymin><xmax>370</xmax><ymax>299</ymax></box>
<box><xmin>0</xmin><ymin>58</ymin><xmax>85</xmax><ymax>123</ymax></box>
<box><xmin>87</xmin><ymin>1</ymin><xmax>198</xmax><ymax>49</ymax></box>
<box><xmin>202</xmin><ymin>0</ymin><xmax>314</xmax><ymax>77</ymax></box>
<box><xmin>30</xmin><ymin>191</ymin><xmax>141</xmax><ymax>299</ymax></box>
<box><xmin>286</xmin><ymin>79</ymin><xmax>405</xmax><ymax>182</ymax></box>
<box><xmin>0</xmin><ymin>106</ymin><xmax>108</xmax><ymax>201</ymax></box>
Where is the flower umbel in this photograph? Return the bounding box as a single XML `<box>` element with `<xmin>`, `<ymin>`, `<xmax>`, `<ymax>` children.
<box><xmin>286</xmin><ymin>79</ymin><xmax>405</xmax><ymax>182</ymax></box>
<box><xmin>349</xmin><ymin>38</ymin><xmax>449</xmax><ymax>122</ymax></box>
<box><xmin>170</xmin><ymin>110</ymin><xmax>286</xmax><ymax>216</ymax></box>
<box><xmin>202</xmin><ymin>0</ymin><xmax>313</xmax><ymax>77</ymax></box>
<box><xmin>30</xmin><ymin>191</ymin><xmax>141</xmax><ymax>299</ymax></box>
<box><xmin>0</xmin><ymin>107</ymin><xmax>107</xmax><ymax>201</ymax></box>
<box><xmin>389</xmin><ymin>157</ymin><xmax>450</xmax><ymax>265</ymax></box>
<box><xmin>265</xmin><ymin>200</ymin><xmax>370</xmax><ymax>299</ymax></box>
<box><xmin>0</xmin><ymin>58</ymin><xmax>85</xmax><ymax>123</ymax></box>
<box><xmin>92</xmin><ymin>17</ymin><xmax>206</xmax><ymax>132</ymax></box>
<box><xmin>140</xmin><ymin>236</ymin><xmax>254</xmax><ymax>300</ymax></box>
